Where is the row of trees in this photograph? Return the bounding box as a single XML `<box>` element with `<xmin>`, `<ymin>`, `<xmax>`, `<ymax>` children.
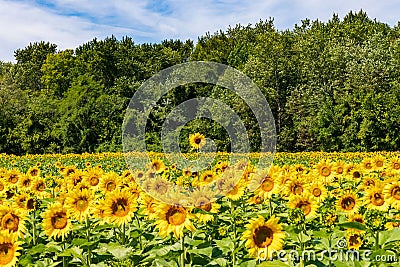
<box><xmin>1</xmin><ymin>10</ymin><xmax>399</xmax><ymax>154</ymax></box>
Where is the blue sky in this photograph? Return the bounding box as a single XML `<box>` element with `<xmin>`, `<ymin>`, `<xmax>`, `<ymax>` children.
<box><xmin>0</xmin><ymin>0</ymin><xmax>399</xmax><ymax>62</ymax></box>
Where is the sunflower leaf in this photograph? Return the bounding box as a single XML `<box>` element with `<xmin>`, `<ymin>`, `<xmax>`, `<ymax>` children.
<box><xmin>337</xmin><ymin>222</ymin><xmax>368</xmax><ymax>231</ymax></box>
<box><xmin>379</xmin><ymin>228</ymin><xmax>400</xmax><ymax>247</ymax></box>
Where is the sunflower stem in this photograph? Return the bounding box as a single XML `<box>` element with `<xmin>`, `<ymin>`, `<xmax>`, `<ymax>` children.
<box><xmin>180</xmin><ymin>234</ymin><xmax>185</xmax><ymax>267</ymax></box>
<box><xmin>122</xmin><ymin>222</ymin><xmax>126</xmax><ymax>245</ymax></box>
<box><xmin>62</xmin><ymin>241</ymin><xmax>68</xmax><ymax>267</ymax></box>
<box><xmin>375</xmin><ymin>231</ymin><xmax>380</xmax><ymax>250</ymax></box>
<box><xmin>229</xmin><ymin>199</ymin><xmax>236</xmax><ymax>267</ymax></box>
<box><xmin>328</xmin><ymin>233</ymin><xmax>333</xmax><ymax>267</ymax></box>
<box><xmin>86</xmin><ymin>216</ymin><xmax>92</xmax><ymax>266</ymax></box>
<box><xmin>135</xmin><ymin>214</ymin><xmax>143</xmax><ymax>250</ymax></box>
<box><xmin>268</xmin><ymin>198</ymin><xmax>273</xmax><ymax>217</ymax></box>
<box><xmin>32</xmin><ymin>209</ymin><xmax>37</xmax><ymax>246</ymax></box>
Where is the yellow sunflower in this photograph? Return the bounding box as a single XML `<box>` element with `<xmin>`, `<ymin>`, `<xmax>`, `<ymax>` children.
<box><xmin>309</xmin><ymin>181</ymin><xmax>328</xmax><ymax>202</ymax></box>
<box><xmin>283</xmin><ymin>175</ymin><xmax>310</xmax><ymax>198</ymax></box>
<box><xmin>17</xmin><ymin>175</ymin><xmax>33</xmax><ymax>191</ymax></box>
<box><xmin>31</xmin><ymin>178</ymin><xmax>47</xmax><ymax>198</ymax></box>
<box><xmin>0</xmin><ymin>229</ymin><xmax>22</xmax><ymax>267</ymax></box>
<box><xmin>316</xmin><ymin>159</ymin><xmax>333</xmax><ymax>179</ymax></box>
<box><xmin>288</xmin><ymin>193</ymin><xmax>318</xmax><ymax>220</ymax></box>
<box><xmin>93</xmin><ymin>199</ymin><xmax>107</xmax><ymax>225</ymax></box>
<box><xmin>65</xmin><ymin>189</ymin><xmax>94</xmax><ymax>221</ymax></box>
<box><xmin>348</xmin><ymin>213</ymin><xmax>365</xmax><ymax>225</ymax></box>
<box><xmin>364</xmin><ymin>186</ymin><xmax>389</xmax><ymax>212</ymax></box>
<box><xmin>149</xmin><ymin>176</ymin><xmax>171</xmax><ymax>196</ymax></box>
<box><xmin>191</xmin><ymin>189</ymin><xmax>220</xmax><ymax>223</ymax></box>
<box><xmin>373</xmin><ymin>155</ymin><xmax>386</xmax><ymax>170</ymax></box>
<box><xmin>149</xmin><ymin>159</ymin><xmax>165</xmax><ymax>174</ymax></box>
<box><xmin>346</xmin><ymin>230</ymin><xmax>363</xmax><ymax>250</ymax></box>
<box><xmin>83</xmin><ymin>168</ymin><xmax>103</xmax><ymax>189</ymax></box>
<box><xmin>42</xmin><ymin>203</ymin><xmax>72</xmax><ymax>241</ymax></box>
<box><xmin>383</xmin><ymin>181</ymin><xmax>400</xmax><ymax>210</ymax></box>
<box><xmin>251</xmin><ymin>169</ymin><xmax>280</xmax><ymax>199</ymax></box>
<box><xmin>361</xmin><ymin>158</ymin><xmax>374</xmax><ymax>172</ymax></box>
<box><xmin>189</xmin><ymin>133</ymin><xmax>206</xmax><ymax>150</ymax></box>
<box><xmin>26</xmin><ymin>166</ymin><xmax>40</xmax><ymax>178</ymax></box>
<box><xmin>60</xmin><ymin>165</ymin><xmax>76</xmax><ymax>177</ymax></box>
<box><xmin>66</xmin><ymin>170</ymin><xmax>85</xmax><ymax>190</ymax></box>
<box><xmin>389</xmin><ymin>157</ymin><xmax>400</xmax><ymax>172</ymax></box>
<box><xmin>337</xmin><ymin>190</ymin><xmax>361</xmax><ymax>215</ymax></box>
<box><xmin>241</xmin><ymin>215</ymin><xmax>285</xmax><ymax>259</ymax></box>
<box><xmin>333</xmin><ymin>161</ymin><xmax>346</xmax><ymax>176</ymax></box>
<box><xmin>193</xmin><ymin>170</ymin><xmax>217</xmax><ymax>186</ymax></box>
<box><xmin>154</xmin><ymin>202</ymin><xmax>195</xmax><ymax>239</ymax></box>
<box><xmin>224</xmin><ymin>178</ymin><xmax>247</xmax><ymax>201</ymax></box>
<box><xmin>140</xmin><ymin>194</ymin><xmax>159</xmax><ymax>220</ymax></box>
<box><xmin>0</xmin><ymin>204</ymin><xmax>27</xmax><ymax>238</ymax></box>
<box><xmin>103</xmin><ymin>188</ymin><xmax>137</xmax><ymax>227</ymax></box>
<box><xmin>5</xmin><ymin>170</ymin><xmax>21</xmax><ymax>186</ymax></box>
<box><xmin>0</xmin><ymin>179</ymin><xmax>7</xmax><ymax>195</ymax></box>
<box><xmin>99</xmin><ymin>172</ymin><xmax>120</xmax><ymax>193</ymax></box>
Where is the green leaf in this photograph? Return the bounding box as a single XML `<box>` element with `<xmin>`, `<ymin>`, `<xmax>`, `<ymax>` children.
<box><xmin>207</xmin><ymin>258</ymin><xmax>228</xmax><ymax>267</ymax></box>
<box><xmin>187</xmin><ymin>247</ymin><xmax>213</xmax><ymax>258</ymax></box>
<box><xmin>379</xmin><ymin>228</ymin><xmax>400</xmax><ymax>247</ymax></box>
<box><xmin>27</xmin><ymin>244</ymin><xmax>47</xmax><ymax>255</ymax></box>
<box><xmin>214</xmin><ymin>238</ymin><xmax>235</xmax><ymax>253</ymax></box>
<box><xmin>337</xmin><ymin>222</ymin><xmax>368</xmax><ymax>231</ymax></box>
<box><xmin>103</xmin><ymin>243</ymin><xmax>133</xmax><ymax>260</ymax></box>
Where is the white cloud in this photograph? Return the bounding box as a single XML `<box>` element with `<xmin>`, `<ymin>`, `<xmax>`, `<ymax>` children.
<box><xmin>0</xmin><ymin>0</ymin><xmax>399</xmax><ymax>62</ymax></box>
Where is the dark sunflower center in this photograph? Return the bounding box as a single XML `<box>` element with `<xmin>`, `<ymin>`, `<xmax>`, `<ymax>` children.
<box><xmin>365</xmin><ymin>180</ymin><xmax>375</xmax><ymax>187</ymax></box>
<box><xmin>352</xmin><ymin>171</ymin><xmax>361</xmax><ymax>179</ymax></box>
<box><xmin>372</xmin><ymin>193</ymin><xmax>384</xmax><ymax>206</ymax></box>
<box><xmin>166</xmin><ymin>206</ymin><xmax>186</xmax><ymax>226</ymax></box>
<box><xmin>197</xmin><ymin>198</ymin><xmax>212</xmax><ymax>212</ymax></box>
<box><xmin>51</xmin><ymin>212</ymin><xmax>68</xmax><ymax>229</ymax></box>
<box><xmin>391</xmin><ymin>186</ymin><xmax>400</xmax><ymax>200</ymax></box>
<box><xmin>111</xmin><ymin>198</ymin><xmax>129</xmax><ymax>217</ymax></box>
<box><xmin>349</xmin><ymin>234</ymin><xmax>361</xmax><ymax>246</ymax></box>
<box><xmin>9</xmin><ymin>174</ymin><xmax>18</xmax><ymax>184</ymax></box>
<box><xmin>261</xmin><ymin>178</ymin><xmax>274</xmax><ymax>192</ymax></box>
<box><xmin>76</xmin><ymin>197</ymin><xmax>89</xmax><ymax>212</ymax></box>
<box><xmin>106</xmin><ymin>181</ymin><xmax>116</xmax><ymax>191</ymax></box>
<box><xmin>0</xmin><ymin>243</ymin><xmax>14</xmax><ymax>265</ymax></box>
<box><xmin>154</xmin><ymin>182</ymin><xmax>168</xmax><ymax>194</ymax></box>
<box><xmin>194</xmin><ymin>138</ymin><xmax>201</xmax><ymax>144</ymax></box>
<box><xmin>31</xmin><ymin>169</ymin><xmax>38</xmax><ymax>176</ymax></box>
<box><xmin>26</xmin><ymin>198</ymin><xmax>36</xmax><ymax>210</ymax></box>
<box><xmin>312</xmin><ymin>188</ymin><xmax>322</xmax><ymax>197</ymax></box>
<box><xmin>90</xmin><ymin>176</ymin><xmax>99</xmax><ymax>186</ymax></box>
<box><xmin>292</xmin><ymin>184</ymin><xmax>304</xmax><ymax>195</ymax></box>
<box><xmin>376</xmin><ymin>161</ymin><xmax>384</xmax><ymax>167</ymax></box>
<box><xmin>320</xmin><ymin>167</ymin><xmax>331</xmax><ymax>177</ymax></box>
<box><xmin>365</xmin><ymin>163</ymin><xmax>372</xmax><ymax>169</ymax></box>
<box><xmin>1</xmin><ymin>213</ymin><xmax>19</xmax><ymax>232</ymax></box>
<box><xmin>36</xmin><ymin>182</ymin><xmax>45</xmax><ymax>191</ymax></box>
<box><xmin>253</xmin><ymin>226</ymin><xmax>273</xmax><ymax>248</ymax></box>
<box><xmin>393</xmin><ymin>163</ymin><xmax>400</xmax><ymax>170</ymax></box>
<box><xmin>337</xmin><ymin>167</ymin><xmax>343</xmax><ymax>174</ymax></box>
<box><xmin>23</xmin><ymin>179</ymin><xmax>31</xmax><ymax>187</ymax></box>
<box><xmin>341</xmin><ymin>196</ymin><xmax>356</xmax><ymax>210</ymax></box>
<box><xmin>296</xmin><ymin>201</ymin><xmax>311</xmax><ymax>215</ymax></box>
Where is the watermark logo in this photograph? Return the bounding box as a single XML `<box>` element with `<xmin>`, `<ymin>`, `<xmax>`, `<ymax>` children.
<box><xmin>258</xmin><ymin>238</ymin><xmax>398</xmax><ymax>263</ymax></box>
<box><xmin>122</xmin><ymin>61</ymin><xmax>276</xmax><ymax>206</ymax></box>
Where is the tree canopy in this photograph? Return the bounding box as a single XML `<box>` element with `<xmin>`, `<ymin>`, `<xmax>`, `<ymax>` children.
<box><xmin>1</xmin><ymin>11</ymin><xmax>399</xmax><ymax>154</ymax></box>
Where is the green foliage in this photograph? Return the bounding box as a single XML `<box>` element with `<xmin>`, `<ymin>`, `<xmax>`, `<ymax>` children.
<box><xmin>1</xmin><ymin>11</ymin><xmax>400</xmax><ymax>154</ymax></box>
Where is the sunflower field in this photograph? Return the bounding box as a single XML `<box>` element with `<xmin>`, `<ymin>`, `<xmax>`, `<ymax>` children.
<box><xmin>0</xmin><ymin>151</ymin><xmax>400</xmax><ymax>267</ymax></box>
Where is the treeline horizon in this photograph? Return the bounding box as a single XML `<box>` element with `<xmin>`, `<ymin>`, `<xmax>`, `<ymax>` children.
<box><xmin>1</xmin><ymin>10</ymin><xmax>400</xmax><ymax>155</ymax></box>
